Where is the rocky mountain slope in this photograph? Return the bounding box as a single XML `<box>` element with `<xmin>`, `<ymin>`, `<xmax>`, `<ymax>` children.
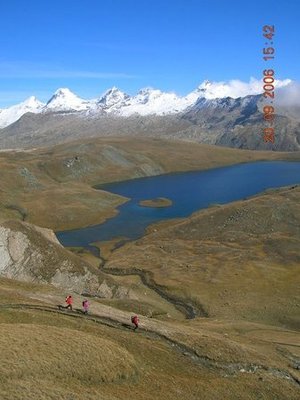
<box><xmin>0</xmin><ymin>219</ymin><xmax>130</xmax><ymax>298</ymax></box>
<box><xmin>182</xmin><ymin>94</ymin><xmax>300</xmax><ymax>151</ymax></box>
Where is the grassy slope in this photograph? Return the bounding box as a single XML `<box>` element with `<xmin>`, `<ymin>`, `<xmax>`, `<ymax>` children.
<box><xmin>106</xmin><ymin>186</ymin><xmax>300</xmax><ymax>329</ymax></box>
<box><xmin>0</xmin><ymin>277</ymin><xmax>299</xmax><ymax>400</ymax></box>
<box><xmin>0</xmin><ymin>136</ymin><xmax>299</xmax><ymax>231</ymax></box>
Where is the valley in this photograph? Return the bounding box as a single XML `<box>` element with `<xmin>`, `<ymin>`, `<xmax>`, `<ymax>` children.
<box><xmin>0</xmin><ymin>137</ymin><xmax>299</xmax><ymax>231</ymax></box>
<box><xmin>0</xmin><ymin>137</ymin><xmax>299</xmax><ymax>399</ymax></box>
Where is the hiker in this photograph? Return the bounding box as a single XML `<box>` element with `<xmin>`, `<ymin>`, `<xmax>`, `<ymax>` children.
<box><xmin>131</xmin><ymin>315</ymin><xmax>139</xmax><ymax>330</ymax></box>
<box><xmin>82</xmin><ymin>299</ymin><xmax>90</xmax><ymax>314</ymax></box>
<box><xmin>65</xmin><ymin>295</ymin><xmax>73</xmax><ymax>310</ymax></box>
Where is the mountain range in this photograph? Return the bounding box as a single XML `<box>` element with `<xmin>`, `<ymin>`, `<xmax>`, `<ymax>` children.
<box><xmin>0</xmin><ymin>80</ymin><xmax>299</xmax><ymax>151</ymax></box>
<box><xmin>0</xmin><ymin>81</ymin><xmax>218</xmax><ymax>128</ymax></box>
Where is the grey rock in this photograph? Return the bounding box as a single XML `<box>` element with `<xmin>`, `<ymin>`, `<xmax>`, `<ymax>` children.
<box><xmin>0</xmin><ymin>220</ymin><xmax>129</xmax><ymax>298</ymax></box>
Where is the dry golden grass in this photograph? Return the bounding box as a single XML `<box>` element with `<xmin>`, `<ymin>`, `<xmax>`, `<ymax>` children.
<box><xmin>0</xmin><ymin>277</ymin><xmax>299</xmax><ymax>400</ymax></box>
<box><xmin>0</xmin><ymin>323</ymin><xmax>136</xmax><ymax>382</ymax></box>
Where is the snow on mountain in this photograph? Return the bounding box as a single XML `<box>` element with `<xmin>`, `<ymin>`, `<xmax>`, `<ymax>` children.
<box><xmin>116</xmin><ymin>88</ymin><xmax>191</xmax><ymax>116</ymax></box>
<box><xmin>0</xmin><ymin>96</ymin><xmax>45</xmax><ymax>129</ymax></box>
<box><xmin>194</xmin><ymin>78</ymin><xmax>292</xmax><ymax>99</ymax></box>
<box><xmin>97</xmin><ymin>87</ymin><xmax>129</xmax><ymax>109</ymax></box>
<box><xmin>45</xmin><ymin>88</ymin><xmax>92</xmax><ymax>112</ymax></box>
<box><xmin>0</xmin><ymin>78</ymin><xmax>294</xmax><ymax>129</ymax></box>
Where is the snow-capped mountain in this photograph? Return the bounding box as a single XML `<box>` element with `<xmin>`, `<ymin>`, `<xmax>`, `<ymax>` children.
<box><xmin>193</xmin><ymin>78</ymin><xmax>292</xmax><ymax>99</ymax></box>
<box><xmin>45</xmin><ymin>88</ymin><xmax>92</xmax><ymax>112</ymax></box>
<box><xmin>0</xmin><ymin>79</ymin><xmax>294</xmax><ymax>129</ymax></box>
<box><xmin>0</xmin><ymin>96</ymin><xmax>45</xmax><ymax>129</ymax></box>
<box><xmin>96</xmin><ymin>85</ymin><xmax>213</xmax><ymax>116</ymax></box>
<box><xmin>0</xmin><ymin>80</ymin><xmax>299</xmax><ymax>152</ymax></box>
<box><xmin>96</xmin><ymin>87</ymin><xmax>129</xmax><ymax>110</ymax></box>
<box><xmin>117</xmin><ymin>88</ymin><xmax>185</xmax><ymax>116</ymax></box>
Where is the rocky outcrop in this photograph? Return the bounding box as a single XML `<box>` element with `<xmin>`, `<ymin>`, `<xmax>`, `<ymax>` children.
<box><xmin>0</xmin><ymin>220</ymin><xmax>129</xmax><ymax>298</ymax></box>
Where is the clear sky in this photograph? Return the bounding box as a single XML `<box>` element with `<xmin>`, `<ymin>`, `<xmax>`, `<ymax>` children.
<box><xmin>0</xmin><ymin>0</ymin><xmax>299</xmax><ymax>107</ymax></box>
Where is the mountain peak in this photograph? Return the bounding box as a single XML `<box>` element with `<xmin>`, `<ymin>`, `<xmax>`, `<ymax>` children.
<box><xmin>107</xmin><ymin>86</ymin><xmax>121</xmax><ymax>93</ymax></box>
<box><xmin>0</xmin><ymin>96</ymin><xmax>44</xmax><ymax>129</ymax></box>
<box><xmin>137</xmin><ymin>87</ymin><xmax>161</xmax><ymax>96</ymax></box>
<box><xmin>22</xmin><ymin>96</ymin><xmax>44</xmax><ymax>108</ymax></box>
<box><xmin>100</xmin><ymin>86</ymin><xmax>126</xmax><ymax>97</ymax></box>
<box><xmin>98</xmin><ymin>87</ymin><xmax>129</xmax><ymax>109</ymax></box>
<box><xmin>53</xmin><ymin>87</ymin><xmax>75</xmax><ymax>96</ymax></box>
<box><xmin>198</xmin><ymin>80</ymin><xmax>212</xmax><ymax>89</ymax></box>
<box><xmin>46</xmin><ymin>88</ymin><xmax>90</xmax><ymax>111</ymax></box>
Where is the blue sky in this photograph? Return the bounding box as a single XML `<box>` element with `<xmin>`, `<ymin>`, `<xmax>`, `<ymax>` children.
<box><xmin>0</xmin><ymin>0</ymin><xmax>299</xmax><ymax>107</ymax></box>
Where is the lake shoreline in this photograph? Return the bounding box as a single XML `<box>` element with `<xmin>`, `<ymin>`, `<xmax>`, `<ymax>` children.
<box><xmin>56</xmin><ymin>161</ymin><xmax>300</xmax><ymax>250</ymax></box>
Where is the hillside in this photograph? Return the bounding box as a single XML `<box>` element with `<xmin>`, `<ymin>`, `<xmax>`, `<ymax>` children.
<box><xmin>0</xmin><ymin>265</ymin><xmax>299</xmax><ymax>400</ymax></box>
<box><xmin>105</xmin><ymin>185</ymin><xmax>300</xmax><ymax>329</ymax></box>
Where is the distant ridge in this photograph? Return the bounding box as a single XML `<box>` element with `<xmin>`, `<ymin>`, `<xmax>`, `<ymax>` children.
<box><xmin>0</xmin><ymin>78</ymin><xmax>294</xmax><ymax>128</ymax></box>
<box><xmin>0</xmin><ymin>80</ymin><xmax>299</xmax><ymax>151</ymax></box>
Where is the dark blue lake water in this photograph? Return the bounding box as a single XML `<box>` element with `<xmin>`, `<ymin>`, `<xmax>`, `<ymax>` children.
<box><xmin>56</xmin><ymin>161</ymin><xmax>300</xmax><ymax>249</ymax></box>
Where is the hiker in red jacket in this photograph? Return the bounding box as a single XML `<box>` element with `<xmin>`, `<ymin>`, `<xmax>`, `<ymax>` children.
<box><xmin>131</xmin><ymin>315</ymin><xmax>139</xmax><ymax>330</ymax></box>
<box><xmin>65</xmin><ymin>295</ymin><xmax>73</xmax><ymax>310</ymax></box>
